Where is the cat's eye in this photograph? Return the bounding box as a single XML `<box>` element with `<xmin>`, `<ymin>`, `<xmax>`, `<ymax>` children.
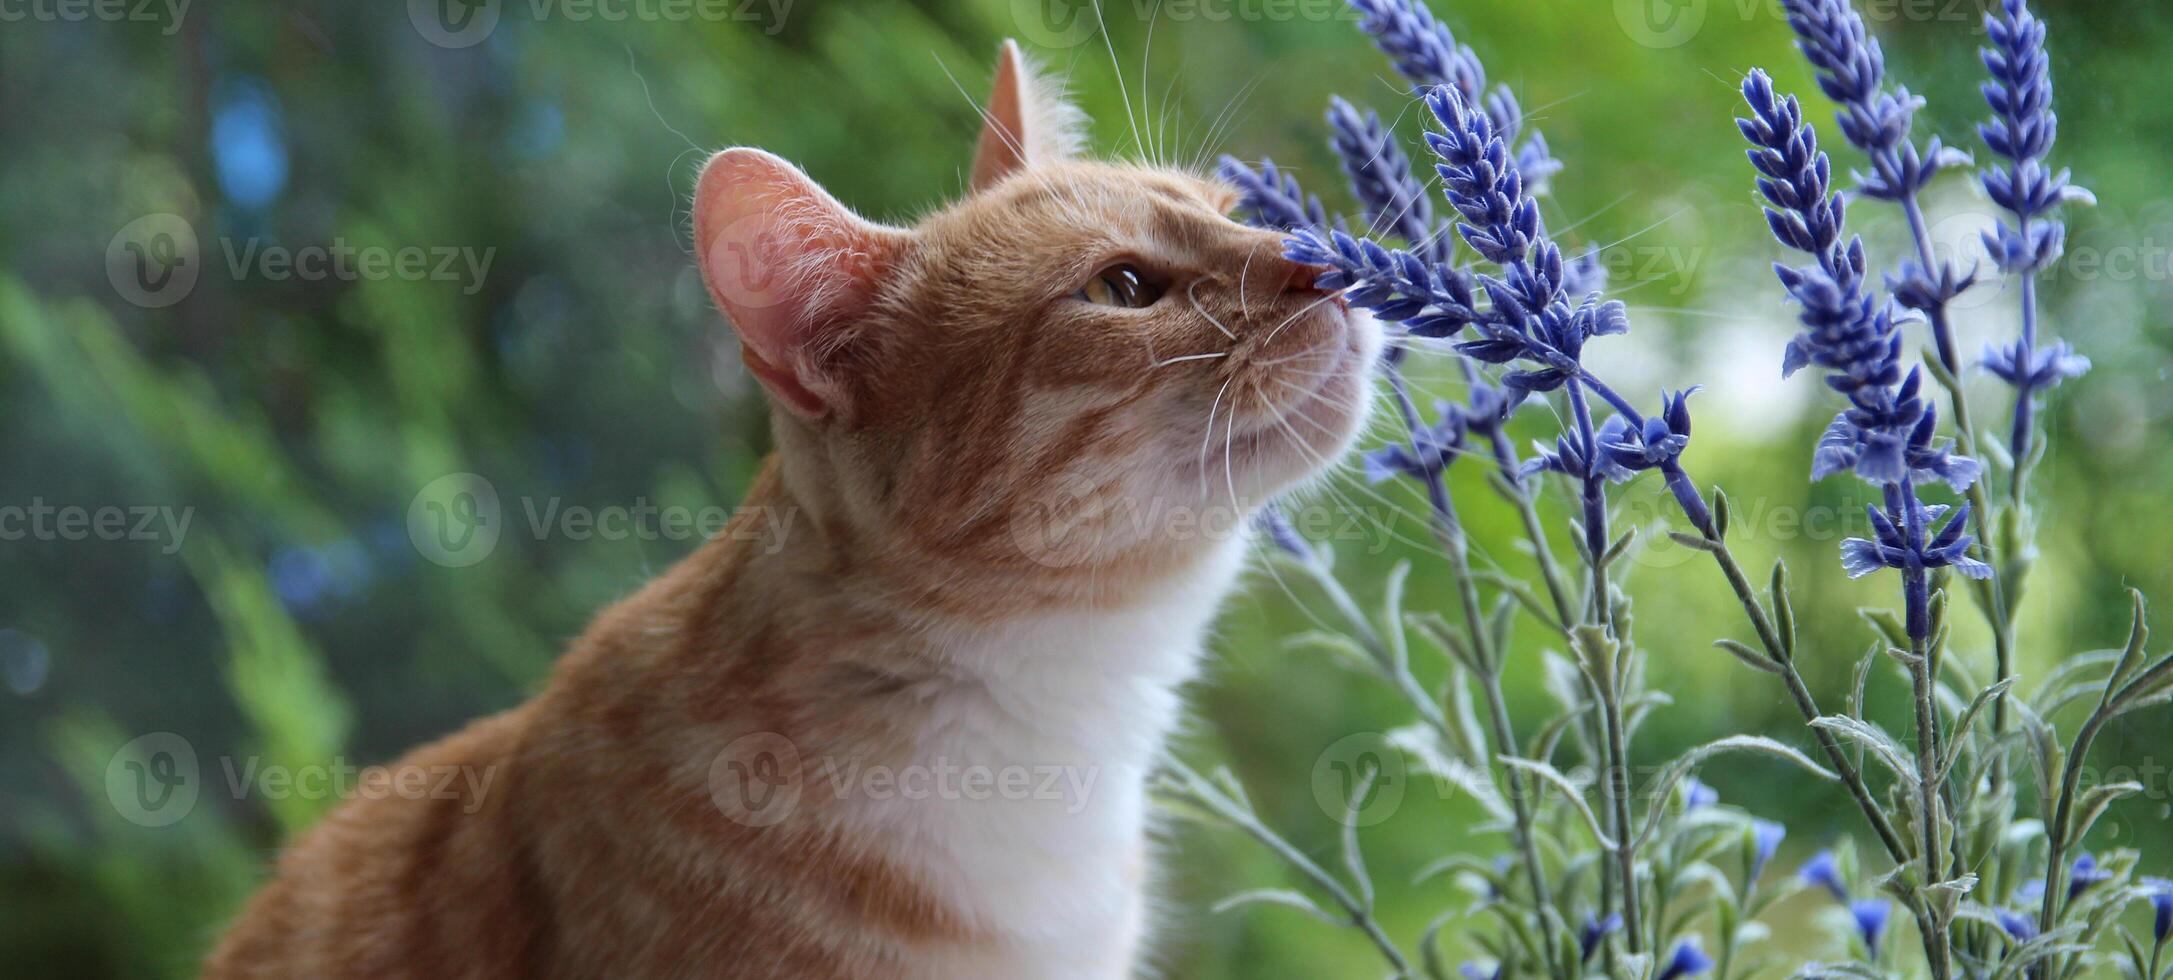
<box><xmin>1076</xmin><ymin>263</ymin><xmax>1166</xmax><ymax>309</ymax></box>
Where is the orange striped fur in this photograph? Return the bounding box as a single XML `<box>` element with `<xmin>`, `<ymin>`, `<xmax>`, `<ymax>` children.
<box><xmin>205</xmin><ymin>40</ymin><xmax>1379</xmax><ymax>980</ymax></box>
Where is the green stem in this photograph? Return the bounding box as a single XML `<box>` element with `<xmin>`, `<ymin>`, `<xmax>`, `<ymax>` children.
<box><xmin>1909</xmin><ymin>627</ymin><xmax>1954</xmax><ymax>980</ymax></box>
<box><xmin>1166</xmin><ymin>760</ymin><xmax>1412</xmax><ymax>977</ymax></box>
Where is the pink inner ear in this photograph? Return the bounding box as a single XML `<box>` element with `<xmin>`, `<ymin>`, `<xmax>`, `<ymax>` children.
<box><xmin>693</xmin><ymin>148</ymin><xmax>902</xmax><ymax>418</ymax></box>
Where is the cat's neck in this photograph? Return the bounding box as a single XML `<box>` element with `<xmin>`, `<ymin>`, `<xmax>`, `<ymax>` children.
<box><xmin>635</xmin><ymin>453</ymin><xmax>1251</xmax><ymax>755</ymax></box>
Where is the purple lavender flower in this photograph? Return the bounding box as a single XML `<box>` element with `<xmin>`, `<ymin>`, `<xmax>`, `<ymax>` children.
<box><xmin>1347</xmin><ymin>0</ymin><xmax>1485</xmax><ymax>101</ymax></box>
<box><xmin>1343</xmin><ymin>0</ymin><xmax>1564</xmax><ymax>191</ymax></box>
<box><xmin>1580</xmin><ymin>912</ymin><xmax>1624</xmax><ymax>963</ymax></box>
<box><xmin>1850</xmin><ymin>899</ymin><xmax>1892</xmax><ymax>956</ymax></box>
<box><xmin>1995</xmin><ymin>907</ymin><xmax>2039</xmax><ymax>943</ymax></box>
<box><xmin>1328</xmin><ymin>97</ymin><xmax>1447</xmax><ymax>263</ymax></box>
<box><xmin>2145</xmin><ymin>877</ymin><xmax>2172</xmax><ymax>942</ymax></box>
<box><xmin>1839</xmin><ymin>492</ymin><xmax>1992</xmax><ymax>582</ymax></box>
<box><xmin>1749</xmin><ymin>819</ymin><xmax>1787</xmax><ymax>883</ymax></box>
<box><xmin>1780</xmin><ymin>0</ymin><xmax>1962</xmax><ymax>202</ymax></box>
<box><xmin>1256</xmin><ymin>505</ymin><xmax>1316</xmax><ymax>563</ymax></box>
<box><xmin>2067</xmin><ymin>852</ymin><xmax>2113</xmax><ymax>900</ymax></box>
<box><xmin>1977</xmin><ymin>0</ymin><xmax>2095</xmax><ymax>460</ymax></box>
<box><xmin>1681</xmin><ymin>776</ymin><xmax>1720</xmax><ymax>810</ymax></box>
<box><xmin>1218</xmin><ymin>157</ymin><xmax>1331</xmax><ymax>234</ymax></box>
<box><xmin>1458</xmin><ymin>962</ymin><xmax>1500</xmax><ymax>980</ymax></box>
<box><xmin>1657</xmin><ymin>938</ymin><xmax>1714</xmax><ymax>980</ymax></box>
<box><xmin>1978</xmin><ymin>0</ymin><xmax>2087</xmax><ymax>276</ymax></box>
<box><xmin>1742</xmin><ymin>71</ymin><xmax>1978</xmax><ymax>490</ymax></box>
<box><xmin>1800</xmin><ymin>849</ymin><xmax>1850</xmax><ymax>902</ymax></box>
<box><xmin>1779</xmin><ymin>0</ymin><xmax>1975</xmax><ymax>366</ymax></box>
<box><xmin>1284</xmin><ymin>227</ymin><xmax>1484</xmax><ymax>339</ymax></box>
<box><xmin>1598</xmin><ymin>387</ymin><xmax>1695</xmax><ymax>478</ymax></box>
<box><xmin>1740</xmin><ymin>67</ymin><xmax>1986</xmax><ymax>626</ymax></box>
<box><xmin>1364</xmin><ymin>399</ymin><xmax>1467</xmax><ymax>484</ymax></box>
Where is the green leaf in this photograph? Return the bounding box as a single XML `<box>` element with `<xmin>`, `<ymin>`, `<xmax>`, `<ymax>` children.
<box><xmin>1338</xmin><ymin>761</ymin><xmax>1377</xmax><ymax>909</ymax></box>
<box><xmin>1388</xmin><ymin>724</ymin><xmax>1510</xmax><ymax>823</ymax></box>
<box><xmin>1602</xmin><ymin>527</ymin><xmax>1636</xmax><ymax>568</ymax></box>
<box><xmin>1634</xmin><ymin>735</ymin><xmax>1838</xmax><ymax>849</ymax></box>
<box><xmin>1408</xmin><ymin>612</ymin><xmax>1478</xmax><ymax>675</ymax></box>
<box><xmin>1475</xmin><ymin>570</ymin><xmax>1568</xmax><ymax>636</ymax></box>
<box><xmin>1211</xmin><ymin>888</ymin><xmax>1344</xmax><ymax>926</ymax></box>
<box><xmin>1500</xmin><ymin>756</ymin><xmax>1616</xmax><ymax>850</ymax></box>
<box><xmin>1381</xmin><ymin>559</ymin><xmax>1412</xmax><ymax>671</ymax></box>
<box><xmin>1770</xmin><ymin>559</ymin><xmax>1797</xmax><ymax>658</ymax></box>
<box><xmin>1809</xmin><ymin>715</ymin><xmax>1917</xmax><ymax>784</ymax></box>
<box><xmin>1714</xmin><ymin>638</ymin><xmax>1784</xmax><ymax>675</ymax></box>
<box><xmin>1860</xmin><ymin>608</ymin><xmax>1909</xmax><ymax>650</ymax></box>
<box><xmin>1940</xmin><ymin>677</ymin><xmax>2019</xmax><ymax>780</ymax></box>
<box><xmin>1667</xmin><ymin>530</ymin><xmax>1719</xmax><ymax>553</ymax></box>
<box><xmin>1284</xmin><ymin>630</ymin><xmax>1378</xmax><ymax>674</ymax></box>
<box><xmin>1714</xmin><ymin>487</ymin><xmax>1732</xmax><ymax>539</ymax></box>
<box><xmin>2070</xmin><ymin>781</ymin><xmax>2145</xmax><ymax>846</ymax></box>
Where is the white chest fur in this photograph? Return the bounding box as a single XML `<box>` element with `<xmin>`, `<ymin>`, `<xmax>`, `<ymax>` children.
<box><xmin>840</xmin><ymin>538</ymin><xmax>1250</xmax><ymax>979</ymax></box>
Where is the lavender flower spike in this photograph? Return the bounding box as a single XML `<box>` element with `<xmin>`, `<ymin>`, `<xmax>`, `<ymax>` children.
<box><xmin>1850</xmin><ymin>899</ymin><xmax>1892</xmax><ymax>957</ymax></box>
<box><xmin>1345</xmin><ymin>0</ymin><xmax>1561</xmax><ymax>190</ymax></box>
<box><xmin>1780</xmin><ymin>0</ymin><xmax>1975</xmax><ymax>370</ymax></box>
<box><xmin>1657</xmin><ymin>938</ymin><xmax>1714</xmax><ymax>980</ymax></box>
<box><xmin>1217</xmin><ymin>156</ymin><xmax>1330</xmax><ymax>235</ymax></box>
<box><xmin>1748</xmin><ymin>819</ymin><xmax>1787</xmax><ymax>883</ymax></box>
<box><xmin>1977</xmin><ymin>0</ymin><xmax>2095</xmax><ymax>462</ymax></box>
<box><xmin>1739</xmin><ymin>70</ymin><xmax>1980</xmax><ymax>496</ymax></box>
<box><xmin>1327</xmin><ymin>97</ymin><xmax>1447</xmax><ymax>263</ymax></box>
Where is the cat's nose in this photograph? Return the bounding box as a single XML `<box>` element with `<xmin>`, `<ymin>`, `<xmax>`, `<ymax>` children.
<box><xmin>1276</xmin><ymin>257</ymin><xmax>1344</xmax><ymax>305</ymax></box>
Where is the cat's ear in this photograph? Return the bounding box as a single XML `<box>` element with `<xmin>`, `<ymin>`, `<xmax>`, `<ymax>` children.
<box><xmin>693</xmin><ymin>147</ymin><xmax>908</xmax><ymax>419</ymax></box>
<box><xmin>970</xmin><ymin>39</ymin><xmax>1088</xmax><ymax>192</ymax></box>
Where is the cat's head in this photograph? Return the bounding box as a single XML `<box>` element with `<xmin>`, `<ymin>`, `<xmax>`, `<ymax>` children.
<box><xmin>693</xmin><ymin>41</ymin><xmax>1378</xmax><ymax>586</ymax></box>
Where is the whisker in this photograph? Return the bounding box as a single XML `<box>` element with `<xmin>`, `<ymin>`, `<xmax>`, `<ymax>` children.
<box><xmin>1152</xmin><ymin>351</ymin><xmax>1230</xmax><ymax>368</ymax></box>
<box><xmin>1198</xmin><ymin>376</ymin><xmax>1235</xmax><ymax>498</ymax></box>
<box><xmin>1187</xmin><ymin>279</ymin><xmax>1238</xmax><ymax>339</ymax></box>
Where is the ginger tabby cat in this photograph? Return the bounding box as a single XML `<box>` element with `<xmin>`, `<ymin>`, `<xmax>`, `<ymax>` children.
<box><xmin>205</xmin><ymin>41</ymin><xmax>1379</xmax><ymax>980</ymax></box>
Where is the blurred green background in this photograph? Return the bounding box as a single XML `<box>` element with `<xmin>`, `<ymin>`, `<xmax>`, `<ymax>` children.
<box><xmin>3</xmin><ymin>0</ymin><xmax>2170</xmax><ymax>976</ymax></box>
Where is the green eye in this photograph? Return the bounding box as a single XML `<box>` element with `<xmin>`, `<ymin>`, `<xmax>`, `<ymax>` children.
<box><xmin>1077</xmin><ymin>263</ymin><xmax>1166</xmax><ymax>308</ymax></box>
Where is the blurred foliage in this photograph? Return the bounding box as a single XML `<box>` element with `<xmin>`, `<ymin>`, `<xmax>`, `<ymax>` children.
<box><xmin>1</xmin><ymin>1</ymin><xmax>2168</xmax><ymax>976</ymax></box>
